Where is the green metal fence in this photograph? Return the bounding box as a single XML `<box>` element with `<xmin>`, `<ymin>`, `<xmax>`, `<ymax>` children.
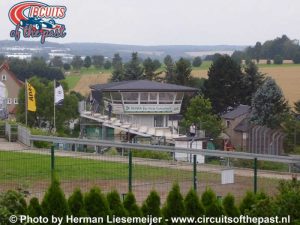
<box><xmin>0</xmin><ymin>144</ymin><xmax>298</xmax><ymax>203</ymax></box>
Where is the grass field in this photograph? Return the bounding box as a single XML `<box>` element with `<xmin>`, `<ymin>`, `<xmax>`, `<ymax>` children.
<box><xmin>0</xmin><ymin>150</ymin><xmax>281</xmax><ymax>202</ymax></box>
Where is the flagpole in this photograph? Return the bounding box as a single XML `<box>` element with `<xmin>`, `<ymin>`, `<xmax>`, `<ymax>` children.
<box><xmin>25</xmin><ymin>79</ymin><xmax>28</xmax><ymax>126</ymax></box>
<box><xmin>53</xmin><ymin>79</ymin><xmax>56</xmax><ymax>132</ymax></box>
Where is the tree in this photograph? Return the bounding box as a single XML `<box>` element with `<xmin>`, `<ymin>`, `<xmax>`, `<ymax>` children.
<box><xmin>181</xmin><ymin>96</ymin><xmax>223</xmax><ymax>138</ymax></box>
<box><xmin>71</xmin><ymin>56</ymin><xmax>83</xmax><ymax>70</ymax></box>
<box><xmin>68</xmin><ymin>188</ymin><xmax>87</xmax><ymax>217</ymax></box>
<box><xmin>184</xmin><ymin>189</ymin><xmax>204</xmax><ymax>219</ymax></box>
<box><xmin>63</xmin><ymin>63</ymin><xmax>71</xmax><ymax>71</ymax></box>
<box><xmin>50</xmin><ymin>56</ymin><xmax>63</xmax><ymax>68</ymax></box>
<box><xmin>273</xmin><ymin>54</ymin><xmax>283</xmax><ymax>64</ymax></box>
<box><xmin>163</xmin><ymin>184</ymin><xmax>184</xmax><ymax>225</ymax></box>
<box><xmin>164</xmin><ymin>55</ymin><xmax>173</xmax><ymax>67</ymax></box>
<box><xmin>107</xmin><ymin>190</ymin><xmax>127</xmax><ymax>217</ymax></box>
<box><xmin>204</xmin><ymin>55</ymin><xmax>244</xmax><ymax>113</ymax></box>
<box><xmin>83</xmin><ymin>56</ymin><xmax>92</xmax><ymax>68</ymax></box>
<box><xmin>174</xmin><ymin>58</ymin><xmax>192</xmax><ymax>86</ymax></box>
<box><xmin>201</xmin><ymin>187</ymin><xmax>217</xmax><ymax>208</ymax></box>
<box><xmin>253</xmin><ymin>41</ymin><xmax>262</xmax><ymax>62</ymax></box>
<box><xmin>141</xmin><ymin>190</ymin><xmax>161</xmax><ymax>217</ymax></box>
<box><xmin>143</xmin><ymin>57</ymin><xmax>162</xmax><ymax>81</ymax></box>
<box><xmin>92</xmin><ymin>55</ymin><xmax>105</xmax><ymax>68</ymax></box>
<box><xmin>41</xmin><ymin>178</ymin><xmax>69</xmax><ymax>225</ymax></box>
<box><xmin>231</xmin><ymin>51</ymin><xmax>244</xmax><ymax>64</ymax></box>
<box><xmin>251</xmin><ymin>77</ymin><xmax>289</xmax><ymax>129</ymax></box>
<box><xmin>192</xmin><ymin>56</ymin><xmax>202</xmax><ymax>67</ymax></box>
<box><xmin>123</xmin><ymin>52</ymin><xmax>144</xmax><ymax>80</ymax></box>
<box><xmin>104</xmin><ymin>60</ymin><xmax>112</xmax><ymax>70</ymax></box>
<box><xmin>292</xmin><ymin>51</ymin><xmax>300</xmax><ymax>64</ymax></box>
<box><xmin>16</xmin><ymin>77</ymin><xmax>80</xmax><ymax>132</ymax></box>
<box><xmin>241</xmin><ymin>61</ymin><xmax>265</xmax><ymax>105</ymax></box>
<box><xmin>295</xmin><ymin>100</ymin><xmax>300</xmax><ymax>114</ymax></box>
<box><xmin>84</xmin><ymin>187</ymin><xmax>111</xmax><ymax>219</ymax></box>
<box><xmin>112</xmin><ymin>53</ymin><xmax>122</xmax><ymax>69</ymax></box>
<box><xmin>164</xmin><ymin>55</ymin><xmax>176</xmax><ymax>84</ymax></box>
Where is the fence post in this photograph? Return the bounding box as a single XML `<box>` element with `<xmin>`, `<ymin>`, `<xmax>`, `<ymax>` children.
<box><xmin>253</xmin><ymin>157</ymin><xmax>258</xmax><ymax>194</ymax></box>
<box><xmin>193</xmin><ymin>154</ymin><xmax>197</xmax><ymax>191</ymax></box>
<box><xmin>51</xmin><ymin>145</ymin><xmax>55</xmax><ymax>181</ymax></box>
<box><xmin>128</xmin><ymin>150</ymin><xmax>132</xmax><ymax>192</ymax></box>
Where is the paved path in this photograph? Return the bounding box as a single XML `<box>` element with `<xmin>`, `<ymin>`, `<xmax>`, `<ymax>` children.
<box><xmin>0</xmin><ymin>142</ymin><xmax>298</xmax><ymax>181</ymax></box>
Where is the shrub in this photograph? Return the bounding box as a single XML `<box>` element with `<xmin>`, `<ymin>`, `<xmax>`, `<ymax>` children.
<box><xmin>267</xmin><ymin>58</ymin><xmax>271</xmax><ymax>64</ymax></box>
<box><xmin>293</xmin><ymin>51</ymin><xmax>300</xmax><ymax>64</ymax></box>
<box><xmin>142</xmin><ymin>190</ymin><xmax>161</xmax><ymax>217</ymax></box>
<box><xmin>68</xmin><ymin>188</ymin><xmax>87</xmax><ymax>217</ymax></box>
<box><xmin>27</xmin><ymin>198</ymin><xmax>43</xmax><ymax>225</ymax></box>
<box><xmin>41</xmin><ymin>178</ymin><xmax>69</xmax><ymax>225</ymax></box>
<box><xmin>239</xmin><ymin>191</ymin><xmax>256</xmax><ymax>214</ymax></box>
<box><xmin>201</xmin><ymin>187</ymin><xmax>217</xmax><ymax>208</ymax></box>
<box><xmin>84</xmin><ymin>187</ymin><xmax>110</xmax><ymax>220</ymax></box>
<box><xmin>163</xmin><ymin>184</ymin><xmax>185</xmax><ymax>225</ymax></box>
<box><xmin>0</xmin><ymin>190</ymin><xmax>27</xmax><ymax>225</ymax></box>
<box><xmin>222</xmin><ymin>193</ymin><xmax>240</xmax><ymax>217</ymax></box>
<box><xmin>132</xmin><ymin>150</ymin><xmax>172</xmax><ymax>160</ymax></box>
<box><xmin>107</xmin><ymin>190</ymin><xmax>127</xmax><ymax>217</ymax></box>
<box><xmin>184</xmin><ymin>189</ymin><xmax>204</xmax><ymax>219</ymax></box>
<box><xmin>123</xmin><ymin>192</ymin><xmax>142</xmax><ymax>218</ymax></box>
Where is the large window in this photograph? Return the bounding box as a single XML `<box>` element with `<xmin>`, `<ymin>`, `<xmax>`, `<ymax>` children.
<box><xmin>111</xmin><ymin>92</ymin><xmax>122</xmax><ymax>104</ymax></box>
<box><xmin>122</xmin><ymin>92</ymin><xmax>139</xmax><ymax>104</ymax></box>
<box><xmin>159</xmin><ymin>92</ymin><xmax>175</xmax><ymax>104</ymax></box>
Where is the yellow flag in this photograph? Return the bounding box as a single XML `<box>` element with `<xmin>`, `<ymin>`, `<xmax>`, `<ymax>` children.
<box><xmin>26</xmin><ymin>82</ymin><xmax>36</xmax><ymax>112</ymax></box>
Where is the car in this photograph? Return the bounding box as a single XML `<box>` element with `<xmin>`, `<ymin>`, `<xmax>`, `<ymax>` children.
<box><xmin>19</xmin><ymin>17</ymin><xmax>56</xmax><ymax>30</ymax></box>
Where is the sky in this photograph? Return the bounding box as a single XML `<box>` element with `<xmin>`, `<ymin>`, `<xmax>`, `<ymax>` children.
<box><xmin>1</xmin><ymin>0</ymin><xmax>300</xmax><ymax>46</ymax></box>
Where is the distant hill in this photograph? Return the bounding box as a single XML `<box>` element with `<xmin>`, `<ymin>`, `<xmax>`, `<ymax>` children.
<box><xmin>0</xmin><ymin>40</ymin><xmax>246</xmax><ymax>61</ymax></box>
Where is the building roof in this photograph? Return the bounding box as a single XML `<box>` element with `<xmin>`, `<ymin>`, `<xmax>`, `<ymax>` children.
<box><xmin>0</xmin><ymin>62</ymin><xmax>23</xmax><ymax>87</ymax></box>
<box><xmin>221</xmin><ymin>104</ymin><xmax>251</xmax><ymax>120</ymax></box>
<box><xmin>90</xmin><ymin>80</ymin><xmax>198</xmax><ymax>92</ymax></box>
<box><xmin>234</xmin><ymin>118</ymin><xmax>251</xmax><ymax>132</ymax></box>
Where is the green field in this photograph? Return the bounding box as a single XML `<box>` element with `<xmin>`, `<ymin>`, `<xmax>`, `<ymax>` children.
<box><xmin>0</xmin><ymin>151</ymin><xmax>195</xmax><ymax>183</ymax></box>
<box><xmin>65</xmin><ymin>75</ymin><xmax>81</xmax><ymax>89</ymax></box>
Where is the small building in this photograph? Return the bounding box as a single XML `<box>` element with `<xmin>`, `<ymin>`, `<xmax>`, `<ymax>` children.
<box><xmin>80</xmin><ymin>80</ymin><xmax>198</xmax><ymax>141</ymax></box>
<box><xmin>0</xmin><ymin>63</ymin><xmax>23</xmax><ymax>117</ymax></box>
<box><xmin>221</xmin><ymin>104</ymin><xmax>251</xmax><ymax>150</ymax></box>
<box><xmin>221</xmin><ymin>104</ymin><xmax>285</xmax><ymax>155</ymax></box>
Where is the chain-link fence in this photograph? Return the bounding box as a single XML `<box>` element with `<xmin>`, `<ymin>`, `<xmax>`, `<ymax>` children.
<box><xmin>1</xmin><ymin>142</ymin><xmax>298</xmax><ymax>203</ymax></box>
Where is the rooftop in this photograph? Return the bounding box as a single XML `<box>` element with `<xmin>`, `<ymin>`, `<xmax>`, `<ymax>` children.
<box><xmin>90</xmin><ymin>80</ymin><xmax>198</xmax><ymax>92</ymax></box>
<box><xmin>221</xmin><ymin>104</ymin><xmax>251</xmax><ymax>120</ymax></box>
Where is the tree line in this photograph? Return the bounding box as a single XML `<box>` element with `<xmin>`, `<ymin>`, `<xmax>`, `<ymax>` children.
<box><xmin>0</xmin><ymin>178</ymin><xmax>299</xmax><ymax>225</ymax></box>
<box><xmin>231</xmin><ymin>35</ymin><xmax>300</xmax><ymax>64</ymax></box>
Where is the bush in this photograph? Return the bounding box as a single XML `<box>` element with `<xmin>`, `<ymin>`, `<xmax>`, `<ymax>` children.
<box><xmin>142</xmin><ymin>190</ymin><xmax>161</xmax><ymax>217</ymax></box>
<box><xmin>163</xmin><ymin>184</ymin><xmax>185</xmax><ymax>225</ymax></box>
<box><xmin>222</xmin><ymin>193</ymin><xmax>240</xmax><ymax>217</ymax></box>
<box><xmin>68</xmin><ymin>188</ymin><xmax>87</xmax><ymax>217</ymax></box>
<box><xmin>41</xmin><ymin>178</ymin><xmax>69</xmax><ymax>224</ymax></box>
<box><xmin>84</xmin><ymin>187</ymin><xmax>110</xmax><ymax>219</ymax></box>
<box><xmin>192</xmin><ymin>57</ymin><xmax>202</xmax><ymax>67</ymax></box>
<box><xmin>123</xmin><ymin>192</ymin><xmax>142</xmax><ymax>218</ymax></box>
<box><xmin>273</xmin><ymin>55</ymin><xmax>283</xmax><ymax>64</ymax></box>
<box><xmin>201</xmin><ymin>187</ymin><xmax>217</xmax><ymax>208</ymax></box>
<box><xmin>30</xmin><ymin>128</ymin><xmax>52</xmax><ymax>148</ymax></box>
<box><xmin>27</xmin><ymin>198</ymin><xmax>43</xmax><ymax>225</ymax></box>
<box><xmin>107</xmin><ymin>190</ymin><xmax>127</xmax><ymax>217</ymax></box>
<box><xmin>132</xmin><ymin>150</ymin><xmax>172</xmax><ymax>160</ymax></box>
<box><xmin>184</xmin><ymin>189</ymin><xmax>204</xmax><ymax>219</ymax></box>
<box><xmin>267</xmin><ymin>58</ymin><xmax>271</xmax><ymax>64</ymax></box>
<box><xmin>0</xmin><ymin>190</ymin><xmax>27</xmax><ymax>225</ymax></box>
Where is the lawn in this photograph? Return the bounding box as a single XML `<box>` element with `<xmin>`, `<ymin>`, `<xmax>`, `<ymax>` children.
<box><xmin>65</xmin><ymin>75</ymin><xmax>81</xmax><ymax>89</ymax></box>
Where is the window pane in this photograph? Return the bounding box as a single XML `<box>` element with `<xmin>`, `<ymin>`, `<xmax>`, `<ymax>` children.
<box><xmin>159</xmin><ymin>92</ymin><xmax>174</xmax><ymax>103</ymax></box>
